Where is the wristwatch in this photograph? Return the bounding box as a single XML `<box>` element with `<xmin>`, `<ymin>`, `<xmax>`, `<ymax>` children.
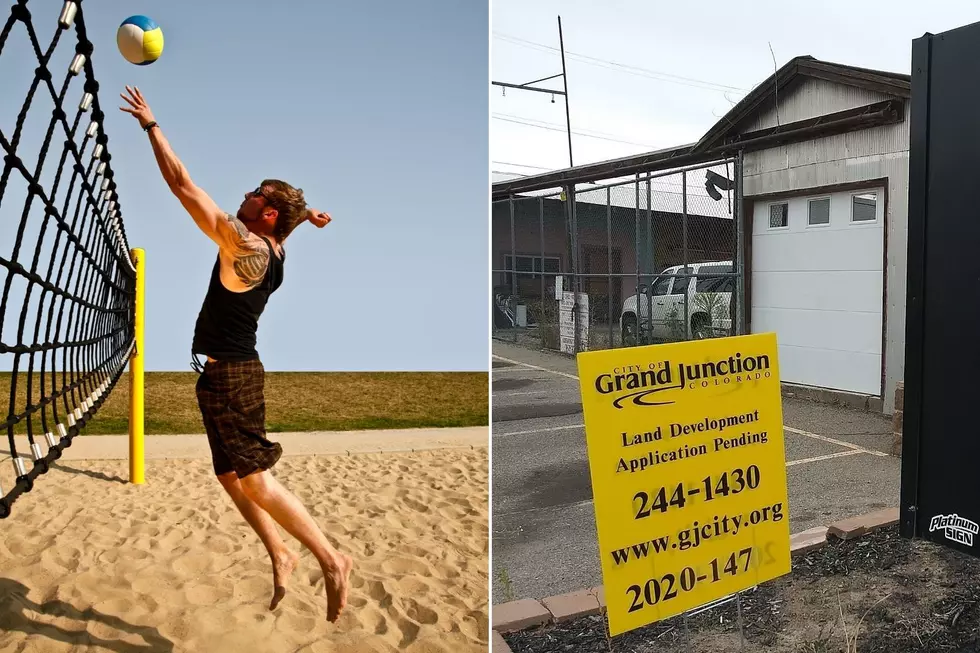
<box><xmin>143</xmin><ymin>121</ymin><xmax>158</xmax><ymax>132</ymax></box>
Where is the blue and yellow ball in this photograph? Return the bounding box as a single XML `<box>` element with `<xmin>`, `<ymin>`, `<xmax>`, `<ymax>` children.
<box><xmin>116</xmin><ymin>15</ymin><xmax>164</xmax><ymax>66</ymax></box>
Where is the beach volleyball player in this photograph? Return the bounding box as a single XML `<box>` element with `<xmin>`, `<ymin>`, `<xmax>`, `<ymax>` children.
<box><xmin>119</xmin><ymin>85</ymin><xmax>353</xmax><ymax>622</ymax></box>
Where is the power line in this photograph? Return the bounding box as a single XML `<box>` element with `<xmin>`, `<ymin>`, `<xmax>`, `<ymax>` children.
<box><xmin>493</xmin><ymin>31</ymin><xmax>743</xmax><ymax>90</ymax></box>
<box><xmin>493</xmin><ymin>31</ymin><xmax>747</xmax><ymax>94</ymax></box>
<box><xmin>492</xmin><ymin>114</ymin><xmax>656</xmax><ymax>148</ymax></box>
<box><xmin>493</xmin><ymin>112</ymin><xmax>653</xmax><ymax>144</ymax></box>
<box><xmin>491</xmin><ymin>161</ymin><xmax>556</xmax><ymax>170</ymax></box>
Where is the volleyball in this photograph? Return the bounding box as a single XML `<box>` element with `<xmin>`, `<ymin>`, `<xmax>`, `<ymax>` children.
<box><xmin>116</xmin><ymin>15</ymin><xmax>164</xmax><ymax>66</ymax></box>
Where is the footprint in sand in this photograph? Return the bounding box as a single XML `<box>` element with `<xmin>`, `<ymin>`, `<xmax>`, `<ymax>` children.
<box><xmin>437</xmin><ymin>506</ymin><xmax>465</xmax><ymax>521</ymax></box>
<box><xmin>92</xmin><ymin>596</ymin><xmax>143</xmax><ymax>619</ymax></box>
<box><xmin>393</xmin><ymin>616</ymin><xmax>421</xmax><ymax>648</ymax></box>
<box><xmin>239</xmin><ymin>573</ymin><xmax>278</xmax><ymax>603</ymax></box>
<box><xmin>347</xmin><ymin>594</ymin><xmax>369</xmax><ymax>609</ymax></box>
<box><xmin>119</xmin><ymin>524</ymin><xmax>161</xmax><ymax>539</ymax></box>
<box><xmin>349</xmin><ymin>573</ymin><xmax>366</xmax><ymax>590</ymax></box>
<box><xmin>201</xmin><ymin>535</ymin><xmax>236</xmax><ymax>556</ymax></box>
<box><xmin>358</xmin><ymin>606</ymin><xmax>389</xmax><ymax>635</ymax></box>
<box><xmin>403</xmin><ymin>598</ymin><xmax>439</xmax><ymax>625</ymax></box>
<box><xmin>398</xmin><ymin>544</ymin><xmax>431</xmax><ymax>559</ymax></box>
<box><xmin>381</xmin><ymin>556</ymin><xmax>432</xmax><ymax>577</ymax></box>
<box><xmin>183</xmin><ymin>581</ymin><xmax>233</xmax><ymax>606</ymax></box>
<box><xmin>41</xmin><ymin>545</ymin><xmax>81</xmax><ymax>573</ymax></box>
<box><xmin>229</xmin><ymin>602</ymin><xmax>275</xmax><ymax>635</ymax></box>
<box><xmin>397</xmin><ymin>577</ymin><xmax>432</xmax><ymax>597</ymax></box>
<box><xmin>119</xmin><ymin>548</ymin><xmax>153</xmax><ymax>563</ymax></box>
<box><xmin>365</xmin><ymin>579</ymin><xmax>393</xmax><ymax>608</ymax></box>
<box><xmin>437</xmin><ymin>521</ymin><xmax>462</xmax><ymax>538</ymax></box>
<box><xmin>459</xmin><ymin>610</ymin><xmax>489</xmax><ymax>642</ymax></box>
<box><xmin>157</xmin><ymin>528</ymin><xmax>187</xmax><ymax>550</ymax></box>
<box><xmin>6</xmin><ymin>536</ymin><xmax>40</xmax><ymax>557</ymax></box>
<box><xmin>186</xmin><ymin>606</ymin><xmax>231</xmax><ymax>637</ymax></box>
<box><xmin>275</xmin><ymin>610</ymin><xmax>319</xmax><ymax>633</ymax></box>
<box><xmin>171</xmin><ymin>552</ymin><xmax>216</xmax><ymax>576</ymax></box>
<box><xmin>402</xmin><ymin>497</ymin><xmax>430</xmax><ymax>514</ymax></box>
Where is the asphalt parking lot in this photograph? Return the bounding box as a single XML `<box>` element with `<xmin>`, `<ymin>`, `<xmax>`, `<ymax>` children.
<box><xmin>491</xmin><ymin>341</ymin><xmax>900</xmax><ymax>604</ymax></box>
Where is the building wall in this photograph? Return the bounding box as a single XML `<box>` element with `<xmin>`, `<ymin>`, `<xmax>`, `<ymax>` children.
<box><xmin>491</xmin><ymin>199</ymin><xmax>735</xmax><ymax>288</ymax></box>
<box><xmin>743</xmin><ymin>77</ymin><xmax>896</xmax><ymax>132</ymax></box>
<box><xmin>742</xmin><ymin>80</ymin><xmax>910</xmax><ymax>413</ymax></box>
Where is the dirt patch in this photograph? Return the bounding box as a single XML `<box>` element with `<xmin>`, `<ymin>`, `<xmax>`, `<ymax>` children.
<box><xmin>503</xmin><ymin>526</ymin><xmax>980</xmax><ymax>652</ymax></box>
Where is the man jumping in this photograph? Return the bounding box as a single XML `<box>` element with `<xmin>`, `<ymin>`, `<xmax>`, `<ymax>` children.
<box><xmin>119</xmin><ymin>85</ymin><xmax>353</xmax><ymax>622</ymax></box>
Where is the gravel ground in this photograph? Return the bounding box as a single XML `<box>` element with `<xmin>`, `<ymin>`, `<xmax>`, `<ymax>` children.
<box><xmin>503</xmin><ymin>526</ymin><xmax>980</xmax><ymax>652</ymax></box>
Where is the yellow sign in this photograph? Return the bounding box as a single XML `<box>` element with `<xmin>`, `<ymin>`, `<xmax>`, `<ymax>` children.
<box><xmin>576</xmin><ymin>333</ymin><xmax>791</xmax><ymax>636</ymax></box>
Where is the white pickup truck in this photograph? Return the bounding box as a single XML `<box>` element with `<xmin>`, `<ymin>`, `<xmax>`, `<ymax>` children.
<box><xmin>620</xmin><ymin>261</ymin><xmax>734</xmax><ymax>345</ymax></box>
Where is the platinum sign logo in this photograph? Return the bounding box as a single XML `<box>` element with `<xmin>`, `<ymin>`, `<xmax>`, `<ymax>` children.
<box><xmin>929</xmin><ymin>513</ymin><xmax>980</xmax><ymax>547</ymax></box>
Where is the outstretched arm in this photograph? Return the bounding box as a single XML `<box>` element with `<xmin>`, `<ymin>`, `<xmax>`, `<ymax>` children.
<box><xmin>118</xmin><ymin>86</ymin><xmax>249</xmax><ymax>253</ymax></box>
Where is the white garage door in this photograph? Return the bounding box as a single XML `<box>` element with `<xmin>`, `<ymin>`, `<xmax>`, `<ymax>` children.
<box><xmin>751</xmin><ymin>187</ymin><xmax>884</xmax><ymax>395</ymax></box>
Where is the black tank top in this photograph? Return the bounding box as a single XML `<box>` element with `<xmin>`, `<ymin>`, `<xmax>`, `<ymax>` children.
<box><xmin>192</xmin><ymin>237</ymin><xmax>285</xmax><ymax>361</ymax></box>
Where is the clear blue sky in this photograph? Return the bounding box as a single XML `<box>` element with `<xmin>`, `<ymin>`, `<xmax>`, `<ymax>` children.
<box><xmin>0</xmin><ymin>0</ymin><xmax>489</xmax><ymax>372</ymax></box>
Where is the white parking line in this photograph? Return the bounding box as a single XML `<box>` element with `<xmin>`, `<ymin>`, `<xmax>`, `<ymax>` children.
<box><xmin>495</xmin><ymin>498</ymin><xmax>595</xmax><ymax>518</ymax></box>
<box><xmin>494</xmin><ymin>423</ymin><xmax>584</xmax><ymax>437</ymax></box>
<box><xmin>493</xmin><ymin>390</ymin><xmax>554</xmax><ymax>397</ymax></box>
<box><xmin>786</xmin><ymin>449</ymin><xmax>866</xmax><ymax>467</ymax></box>
<box><xmin>492</xmin><ymin>356</ymin><xmax>580</xmax><ymax>381</ymax></box>
<box><xmin>783</xmin><ymin>426</ymin><xmax>889</xmax><ymax>457</ymax></box>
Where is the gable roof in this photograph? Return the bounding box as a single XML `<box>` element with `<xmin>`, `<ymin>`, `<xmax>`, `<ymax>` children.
<box><xmin>693</xmin><ymin>56</ymin><xmax>911</xmax><ymax>152</ymax></box>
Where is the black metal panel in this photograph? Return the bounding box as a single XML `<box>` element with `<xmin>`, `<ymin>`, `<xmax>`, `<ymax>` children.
<box><xmin>903</xmin><ymin>22</ymin><xmax>980</xmax><ymax>556</ymax></box>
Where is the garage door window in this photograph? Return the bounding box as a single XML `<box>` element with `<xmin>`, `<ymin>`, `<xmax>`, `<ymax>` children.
<box><xmin>769</xmin><ymin>202</ymin><xmax>788</xmax><ymax>229</ymax></box>
<box><xmin>851</xmin><ymin>192</ymin><xmax>877</xmax><ymax>223</ymax></box>
<box><xmin>808</xmin><ymin>197</ymin><xmax>831</xmax><ymax>227</ymax></box>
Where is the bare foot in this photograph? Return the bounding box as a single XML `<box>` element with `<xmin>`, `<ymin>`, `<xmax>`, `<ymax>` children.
<box><xmin>323</xmin><ymin>553</ymin><xmax>354</xmax><ymax>623</ymax></box>
<box><xmin>270</xmin><ymin>548</ymin><xmax>301</xmax><ymax>610</ymax></box>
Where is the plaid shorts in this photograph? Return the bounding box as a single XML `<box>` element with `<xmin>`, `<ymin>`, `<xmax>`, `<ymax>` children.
<box><xmin>195</xmin><ymin>358</ymin><xmax>282</xmax><ymax>478</ymax></box>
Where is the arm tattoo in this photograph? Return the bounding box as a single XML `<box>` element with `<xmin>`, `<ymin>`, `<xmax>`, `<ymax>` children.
<box><xmin>232</xmin><ymin>245</ymin><xmax>269</xmax><ymax>289</ymax></box>
<box><xmin>222</xmin><ymin>213</ymin><xmax>269</xmax><ymax>288</ymax></box>
<box><xmin>223</xmin><ymin>213</ymin><xmax>250</xmax><ymax>241</ymax></box>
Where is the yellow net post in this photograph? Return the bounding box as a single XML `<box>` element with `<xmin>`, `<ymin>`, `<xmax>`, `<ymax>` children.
<box><xmin>129</xmin><ymin>247</ymin><xmax>145</xmax><ymax>485</ymax></box>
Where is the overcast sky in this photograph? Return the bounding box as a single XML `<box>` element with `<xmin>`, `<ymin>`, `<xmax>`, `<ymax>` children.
<box><xmin>491</xmin><ymin>0</ymin><xmax>980</xmax><ymax>177</ymax></box>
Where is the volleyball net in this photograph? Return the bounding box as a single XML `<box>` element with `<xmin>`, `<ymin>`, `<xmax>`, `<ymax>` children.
<box><xmin>0</xmin><ymin>0</ymin><xmax>141</xmax><ymax>518</ymax></box>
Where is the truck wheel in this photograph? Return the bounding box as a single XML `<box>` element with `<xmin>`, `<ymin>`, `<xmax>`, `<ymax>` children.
<box><xmin>691</xmin><ymin>314</ymin><xmax>712</xmax><ymax>340</ymax></box>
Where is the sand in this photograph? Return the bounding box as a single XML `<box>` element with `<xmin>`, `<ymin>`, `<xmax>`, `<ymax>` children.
<box><xmin>0</xmin><ymin>434</ymin><xmax>489</xmax><ymax>652</ymax></box>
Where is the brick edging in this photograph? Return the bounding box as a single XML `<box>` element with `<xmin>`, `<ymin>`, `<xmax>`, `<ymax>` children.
<box><xmin>490</xmin><ymin>507</ymin><xmax>900</xmax><ymax>649</ymax></box>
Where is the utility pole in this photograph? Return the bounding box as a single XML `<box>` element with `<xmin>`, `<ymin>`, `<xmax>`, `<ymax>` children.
<box><xmin>491</xmin><ymin>15</ymin><xmax>573</xmax><ymax>168</ymax></box>
<box><xmin>558</xmin><ymin>15</ymin><xmax>572</xmax><ymax>168</ymax></box>
<box><xmin>492</xmin><ymin>17</ymin><xmax>579</xmax><ymax>351</ymax></box>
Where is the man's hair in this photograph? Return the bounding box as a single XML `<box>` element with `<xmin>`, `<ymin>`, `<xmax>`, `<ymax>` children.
<box><xmin>261</xmin><ymin>178</ymin><xmax>307</xmax><ymax>242</ymax></box>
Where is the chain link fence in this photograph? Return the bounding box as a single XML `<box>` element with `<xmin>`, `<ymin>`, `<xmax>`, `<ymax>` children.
<box><xmin>491</xmin><ymin>158</ymin><xmax>744</xmax><ymax>355</ymax></box>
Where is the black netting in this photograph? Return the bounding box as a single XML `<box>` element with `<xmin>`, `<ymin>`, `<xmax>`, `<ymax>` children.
<box><xmin>0</xmin><ymin>0</ymin><xmax>137</xmax><ymax>518</ymax></box>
